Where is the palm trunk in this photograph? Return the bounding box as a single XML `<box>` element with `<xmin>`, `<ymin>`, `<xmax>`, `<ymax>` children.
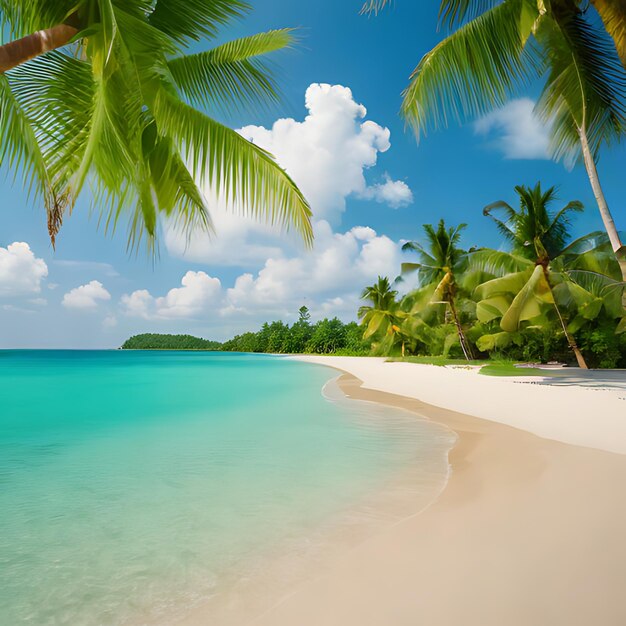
<box><xmin>0</xmin><ymin>25</ymin><xmax>78</xmax><ymax>74</ymax></box>
<box><xmin>543</xmin><ymin>267</ymin><xmax>588</xmax><ymax>369</ymax></box>
<box><xmin>555</xmin><ymin>304</ymin><xmax>588</xmax><ymax>369</ymax></box>
<box><xmin>448</xmin><ymin>297</ymin><xmax>474</xmax><ymax>361</ymax></box>
<box><xmin>578</xmin><ymin>126</ymin><xmax>626</xmax><ymax>282</ymax></box>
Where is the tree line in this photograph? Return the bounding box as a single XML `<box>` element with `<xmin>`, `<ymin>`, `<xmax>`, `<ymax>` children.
<box><xmin>220</xmin><ymin>307</ymin><xmax>370</xmax><ymax>355</ymax></box>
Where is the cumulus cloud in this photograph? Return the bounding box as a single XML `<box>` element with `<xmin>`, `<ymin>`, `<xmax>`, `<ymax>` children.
<box><xmin>474</xmin><ymin>98</ymin><xmax>551</xmax><ymax>160</ymax></box>
<box><xmin>120</xmin><ymin>222</ymin><xmax>403</xmax><ymax>329</ymax></box>
<box><xmin>164</xmin><ymin>83</ymin><xmax>412</xmax><ymax>266</ymax></box>
<box><xmin>121</xmin><ymin>271</ymin><xmax>221</xmax><ymax>320</ymax></box>
<box><xmin>360</xmin><ymin>174</ymin><xmax>413</xmax><ymax>208</ymax></box>
<box><xmin>62</xmin><ymin>281</ymin><xmax>111</xmax><ymax>310</ymax></box>
<box><xmin>0</xmin><ymin>242</ymin><xmax>48</xmax><ymax>296</ymax></box>
<box><xmin>238</xmin><ymin>83</ymin><xmax>406</xmax><ymax>220</ymax></box>
<box><xmin>221</xmin><ymin>221</ymin><xmax>401</xmax><ymax>320</ymax></box>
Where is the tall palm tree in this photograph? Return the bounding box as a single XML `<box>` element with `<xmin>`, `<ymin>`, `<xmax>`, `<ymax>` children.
<box><xmin>401</xmin><ymin>220</ymin><xmax>475</xmax><ymax>360</ymax></box>
<box><xmin>0</xmin><ymin>1</ymin><xmax>312</xmax><ymax>251</ymax></box>
<box><xmin>364</xmin><ymin>0</ymin><xmax>626</xmax><ymax>277</ymax></box>
<box><xmin>472</xmin><ymin>183</ymin><xmax>624</xmax><ymax>368</ymax></box>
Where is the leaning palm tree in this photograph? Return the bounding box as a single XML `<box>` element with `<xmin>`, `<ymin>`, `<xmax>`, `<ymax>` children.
<box><xmin>364</xmin><ymin>0</ymin><xmax>626</xmax><ymax>278</ymax></box>
<box><xmin>0</xmin><ymin>1</ymin><xmax>312</xmax><ymax>251</ymax></box>
<box><xmin>472</xmin><ymin>183</ymin><xmax>624</xmax><ymax>368</ymax></box>
<box><xmin>400</xmin><ymin>220</ymin><xmax>475</xmax><ymax>360</ymax></box>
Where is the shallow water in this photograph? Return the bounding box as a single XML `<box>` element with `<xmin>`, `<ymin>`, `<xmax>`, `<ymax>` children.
<box><xmin>0</xmin><ymin>351</ymin><xmax>454</xmax><ymax>625</ymax></box>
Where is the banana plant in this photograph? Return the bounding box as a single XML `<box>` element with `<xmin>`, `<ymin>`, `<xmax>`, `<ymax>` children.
<box><xmin>471</xmin><ymin>183</ymin><xmax>624</xmax><ymax>368</ymax></box>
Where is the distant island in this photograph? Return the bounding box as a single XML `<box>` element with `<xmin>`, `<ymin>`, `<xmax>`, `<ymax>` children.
<box><xmin>121</xmin><ymin>334</ymin><xmax>222</xmax><ymax>351</ymax></box>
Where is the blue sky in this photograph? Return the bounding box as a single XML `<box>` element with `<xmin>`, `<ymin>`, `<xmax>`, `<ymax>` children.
<box><xmin>1</xmin><ymin>1</ymin><xmax>624</xmax><ymax>348</ymax></box>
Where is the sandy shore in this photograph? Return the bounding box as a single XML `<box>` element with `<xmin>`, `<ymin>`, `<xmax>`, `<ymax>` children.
<box><xmin>245</xmin><ymin>357</ymin><xmax>626</xmax><ymax>626</ymax></box>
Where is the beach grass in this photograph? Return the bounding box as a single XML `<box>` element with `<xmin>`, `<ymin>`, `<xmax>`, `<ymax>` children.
<box><xmin>478</xmin><ymin>363</ymin><xmax>552</xmax><ymax>377</ymax></box>
<box><xmin>387</xmin><ymin>356</ymin><xmax>560</xmax><ymax>377</ymax></box>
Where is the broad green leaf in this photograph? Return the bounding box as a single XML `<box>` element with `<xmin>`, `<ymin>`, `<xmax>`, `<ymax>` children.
<box><xmin>476</xmin><ymin>331</ymin><xmax>515</xmax><ymax>352</ymax></box>
<box><xmin>500</xmin><ymin>265</ymin><xmax>554</xmax><ymax>332</ymax></box>
<box><xmin>476</xmin><ymin>295</ymin><xmax>512</xmax><ymax>323</ymax></box>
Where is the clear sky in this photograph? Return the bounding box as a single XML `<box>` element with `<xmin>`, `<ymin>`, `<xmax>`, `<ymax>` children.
<box><xmin>1</xmin><ymin>1</ymin><xmax>624</xmax><ymax>348</ymax></box>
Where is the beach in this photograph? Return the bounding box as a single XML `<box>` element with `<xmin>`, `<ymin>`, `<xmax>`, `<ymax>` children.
<box><xmin>243</xmin><ymin>357</ymin><xmax>626</xmax><ymax>626</ymax></box>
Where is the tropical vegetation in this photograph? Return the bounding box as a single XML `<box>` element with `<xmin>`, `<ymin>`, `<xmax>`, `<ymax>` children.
<box><xmin>359</xmin><ymin>183</ymin><xmax>625</xmax><ymax>368</ymax></box>
<box><xmin>0</xmin><ymin>1</ymin><xmax>312</xmax><ymax>251</ymax></box>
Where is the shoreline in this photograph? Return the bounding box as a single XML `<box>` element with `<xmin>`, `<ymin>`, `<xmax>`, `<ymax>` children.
<box><xmin>177</xmin><ymin>369</ymin><xmax>457</xmax><ymax>626</ymax></box>
<box><xmin>291</xmin><ymin>356</ymin><xmax>626</xmax><ymax>454</ymax></box>
<box><xmin>246</xmin><ymin>356</ymin><xmax>626</xmax><ymax>625</ymax></box>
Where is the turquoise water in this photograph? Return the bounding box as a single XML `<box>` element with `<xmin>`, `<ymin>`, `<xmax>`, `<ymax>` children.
<box><xmin>0</xmin><ymin>351</ymin><xmax>453</xmax><ymax>625</ymax></box>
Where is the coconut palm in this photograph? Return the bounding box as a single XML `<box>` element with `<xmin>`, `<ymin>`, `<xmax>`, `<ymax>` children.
<box><xmin>472</xmin><ymin>183</ymin><xmax>624</xmax><ymax>368</ymax></box>
<box><xmin>0</xmin><ymin>1</ymin><xmax>312</xmax><ymax>251</ymax></box>
<box><xmin>364</xmin><ymin>0</ymin><xmax>626</xmax><ymax>277</ymax></box>
<box><xmin>358</xmin><ymin>276</ymin><xmax>409</xmax><ymax>355</ymax></box>
<box><xmin>400</xmin><ymin>220</ymin><xmax>475</xmax><ymax>360</ymax></box>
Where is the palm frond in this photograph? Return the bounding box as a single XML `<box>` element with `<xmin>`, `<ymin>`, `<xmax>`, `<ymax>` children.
<box><xmin>167</xmin><ymin>29</ymin><xmax>294</xmax><ymax>116</ymax></box>
<box><xmin>360</xmin><ymin>0</ymin><xmax>393</xmax><ymax>15</ymax></box>
<box><xmin>152</xmin><ymin>88</ymin><xmax>312</xmax><ymax>242</ymax></box>
<box><xmin>535</xmin><ymin>7</ymin><xmax>626</xmax><ymax>164</ymax></box>
<box><xmin>149</xmin><ymin>0</ymin><xmax>249</xmax><ymax>45</ymax></box>
<box><xmin>401</xmin><ymin>0</ymin><xmax>539</xmax><ymax>137</ymax></box>
<box><xmin>438</xmin><ymin>0</ymin><xmax>502</xmax><ymax>27</ymax></box>
<box><xmin>589</xmin><ymin>0</ymin><xmax>626</xmax><ymax>70</ymax></box>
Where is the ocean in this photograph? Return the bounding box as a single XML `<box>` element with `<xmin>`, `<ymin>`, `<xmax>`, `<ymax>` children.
<box><xmin>0</xmin><ymin>351</ymin><xmax>454</xmax><ymax>624</ymax></box>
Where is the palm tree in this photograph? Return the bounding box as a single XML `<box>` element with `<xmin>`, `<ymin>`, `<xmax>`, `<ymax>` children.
<box><xmin>364</xmin><ymin>0</ymin><xmax>626</xmax><ymax>278</ymax></box>
<box><xmin>400</xmin><ymin>220</ymin><xmax>475</xmax><ymax>360</ymax></box>
<box><xmin>358</xmin><ymin>276</ymin><xmax>408</xmax><ymax>355</ymax></box>
<box><xmin>472</xmin><ymin>183</ymin><xmax>624</xmax><ymax>368</ymax></box>
<box><xmin>0</xmin><ymin>1</ymin><xmax>312</xmax><ymax>251</ymax></box>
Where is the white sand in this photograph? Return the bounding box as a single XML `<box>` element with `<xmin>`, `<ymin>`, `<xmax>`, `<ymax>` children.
<box><xmin>291</xmin><ymin>357</ymin><xmax>626</xmax><ymax>454</ymax></box>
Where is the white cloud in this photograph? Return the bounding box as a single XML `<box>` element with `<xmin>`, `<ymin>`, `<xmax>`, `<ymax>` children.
<box><xmin>121</xmin><ymin>271</ymin><xmax>221</xmax><ymax>320</ymax></box>
<box><xmin>474</xmin><ymin>99</ymin><xmax>551</xmax><ymax>160</ymax></box>
<box><xmin>165</xmin><ymin>83</ymin><xmax>412</xmax><ymax>266</ymax></box>
<box><xmin>221</xmin><ymin>221</ymin><xmax>401</xmax><ymax>320</ymax></box>
<box><xmin>238</xmin><ymin>83</ymin><xmax>406</xmax><ymax>221</ymax></box>
<box><xmin>0</xmin><ymin>242</ymin><xmax>48</xmax><ymax>296</ymax></box>
<box><xmin>120</xmin><ymin>222</ymin><xmax>403</xmax><ymax>330</ymax></box>
<box><xmin>120</xmin><ymin>289</ymin><xmax>153</xmax><ymax>319</ymax></box>
<box><xmin>360</xmin><ymin>174</ymin><xmax>413</xmax><ymax>208</ymax></box>
<box><xmin>62</xmin><ymin>280</ymin><xmax>111</xmax><ymax>310</ymax></box>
